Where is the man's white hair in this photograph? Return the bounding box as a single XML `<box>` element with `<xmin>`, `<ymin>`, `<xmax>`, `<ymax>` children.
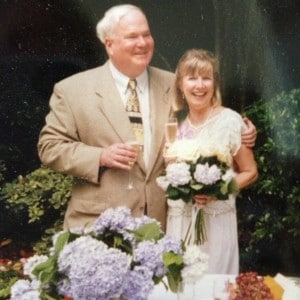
<box><xmin>96</xmin><ymin>4</ymin><xmax>144</xmax><ymax>44</ymax></box>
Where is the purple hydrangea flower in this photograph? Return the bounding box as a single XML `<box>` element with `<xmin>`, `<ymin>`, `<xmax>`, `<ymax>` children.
<box><xmin>157</xmin><ymin>235</ymin><xmax>183</xmax><ymax>255</ymax></box>
<box><xmin>134</xmin><ymin>240</ymin><xmax>166</xmax><ymax>277</ymax></box>
<box><xmin>93</xmin><ymin>206</ymin><xmax>137</xmax><ymax>242</ymax></box>
<box><xmin>123</xmin><ymin>266</ymin><xmax>155</xmax><ymax>300</ymax></box>
<box><xmin>57</xmin><ymin>235</ymin><xmax>132</xmax><ymax>300</ymax></box>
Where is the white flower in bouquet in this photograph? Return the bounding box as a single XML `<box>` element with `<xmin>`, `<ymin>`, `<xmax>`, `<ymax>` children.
<box><xmin>157</xmin><ymin>142</ymin><xmax>239</xmax><ymax>244</ymax></box>
<box><xmin>194</xmin><ymin>163</ymin><xmax>222</xmax><ymax>185</ymax></box>
<box><xmin>166</xmin><ymin>162</ymin><xmax>192</xmax><ymax>187</ymax></box>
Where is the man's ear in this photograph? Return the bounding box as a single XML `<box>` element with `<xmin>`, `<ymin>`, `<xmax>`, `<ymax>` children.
<box><xmin>104</xmin><ymin>39</ymin><xmax>113</xmax><ymax>56</ymax></box>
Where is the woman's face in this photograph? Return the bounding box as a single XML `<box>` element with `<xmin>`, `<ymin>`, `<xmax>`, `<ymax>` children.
<box><xmin>180</xmin><ymin>67</ymin><xmax>215</xmax><ymax>111</ymax></box>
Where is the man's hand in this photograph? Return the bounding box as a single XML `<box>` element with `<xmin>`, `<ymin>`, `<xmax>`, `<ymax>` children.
<box><xmin>242</xmin><ymin>117</ymin><xmax>257</xmax><ymax>148</ymax></box>
<box><xmin>100</xmin><ymin>143</ymin><xmax>138</xmax><ymax>170</ymax></box>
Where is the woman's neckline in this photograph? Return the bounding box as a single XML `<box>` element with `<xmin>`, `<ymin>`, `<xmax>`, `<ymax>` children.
<box><xmin>187</xmin><ymin>106</ymin><xmax>225</xmax><ymax>129</ymax></box>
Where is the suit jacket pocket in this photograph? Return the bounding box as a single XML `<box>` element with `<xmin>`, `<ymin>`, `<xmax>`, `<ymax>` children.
<box><xmin>71</xmin><ymin>198</ymin><xmax>107</xmax><ymax>215</ymax></box>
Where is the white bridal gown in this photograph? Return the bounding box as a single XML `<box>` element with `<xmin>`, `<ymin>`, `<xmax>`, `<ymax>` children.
<box><xmin>166</xmin><ymin>108</ymin><xmax>247</xmax><ymax>275</ymax></box>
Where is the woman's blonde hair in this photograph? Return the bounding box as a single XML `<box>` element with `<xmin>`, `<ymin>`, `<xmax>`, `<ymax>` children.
<box><xmin>173</xmin><ymin>49</ymin><xmax>222</xmax><ymax>118</ymax></box>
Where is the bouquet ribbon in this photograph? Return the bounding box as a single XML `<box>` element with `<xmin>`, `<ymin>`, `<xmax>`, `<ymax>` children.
<box><xmin>185</xmin><ymin>204</ymin><xmax>207</xmax><ymax>245</ymax></box>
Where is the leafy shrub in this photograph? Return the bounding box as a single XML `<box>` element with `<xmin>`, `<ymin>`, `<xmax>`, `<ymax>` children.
<box><xmin>0</xmin><ymin>166</ymin><xmax>73</xmax><ymax>254</ymax></box>
<box><xmin>240</xmin><ymin>89</ymin><xmax>300</xmax><ymax>275</ymax></box>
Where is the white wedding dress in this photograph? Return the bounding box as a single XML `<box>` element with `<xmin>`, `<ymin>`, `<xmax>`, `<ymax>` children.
<box><xmin>166</xmin><ymin>108</ymin><xmax>247</xmax><ymax>275</ymax></box>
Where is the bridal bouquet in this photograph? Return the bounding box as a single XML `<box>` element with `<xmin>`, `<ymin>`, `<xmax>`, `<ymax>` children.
<box><xmin>157</xmin><ymin>139</ymin><xmax>239</xmax><ymax>244</ymax></box>
<box><xmin>10</xmin><ymin>206</ymin><xmax>208</xmax><ymax>300</ymax></box>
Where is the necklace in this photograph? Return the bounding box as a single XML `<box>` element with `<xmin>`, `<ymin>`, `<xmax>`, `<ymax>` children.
<box><xmin>187</xmin><ymin>107</ymin><xmax>214</xmax><ymax>129</ymax></box>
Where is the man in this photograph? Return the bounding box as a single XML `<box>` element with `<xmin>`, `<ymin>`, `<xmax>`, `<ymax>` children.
<box><xmin>38</xmin><ymin>4</ymin><xmax>256</xmax><ymax>230</ymax></box>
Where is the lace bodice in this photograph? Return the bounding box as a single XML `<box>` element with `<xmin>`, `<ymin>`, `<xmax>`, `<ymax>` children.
<box><xmin>178</xmin><ymin>107</ymin><xmax>247</xmax><ymax>157</ymax></box>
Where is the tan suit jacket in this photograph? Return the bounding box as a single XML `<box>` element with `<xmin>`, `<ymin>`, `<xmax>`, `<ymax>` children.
<box><xmin>38</xmin><ymin>62</ymin><xmax>174</xmax><ymax>230</ymax></box>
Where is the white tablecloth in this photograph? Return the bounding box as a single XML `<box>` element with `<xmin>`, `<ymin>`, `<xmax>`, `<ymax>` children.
<box><xmin>148</xmin><ymin>273</ymin><xmax>300</xmax><ymax>300</ymax></box>
<box><xmin>148</xmin><ymin>274</ymin><xmax>235</xmax><ymax>300</ymax></box>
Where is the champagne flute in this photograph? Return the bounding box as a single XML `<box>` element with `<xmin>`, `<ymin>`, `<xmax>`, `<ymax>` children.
<box><xmin>165</xmin><ymin>117</ymin><xmax>178</xmax><ymax>144</ymax></box>
<box><xmin>126</xmin><ymin>141</ymin><xmax>141</xmax><ymax>190</ymax></box>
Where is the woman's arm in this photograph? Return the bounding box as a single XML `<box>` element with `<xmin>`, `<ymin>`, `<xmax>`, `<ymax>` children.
<box><xmin>233</xmin><ymin>144</ymin><xmax>258</xmax><ymax>189</ymax></box>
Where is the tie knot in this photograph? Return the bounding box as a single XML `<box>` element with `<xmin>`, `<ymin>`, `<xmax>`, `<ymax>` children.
<box><xmin>128</xmin><ymin>78</ymin><xmax>137</xmax><ymax>91</ymax></box>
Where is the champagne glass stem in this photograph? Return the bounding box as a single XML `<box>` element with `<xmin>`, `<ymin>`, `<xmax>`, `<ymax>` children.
<box><xmin>127</xmin><ymin>168</ymin><xmax>133</xmax><ymax>190</ymax></box>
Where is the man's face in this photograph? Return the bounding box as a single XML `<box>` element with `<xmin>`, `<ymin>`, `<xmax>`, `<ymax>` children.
<box><xmin>105</xmin><ymin>9</ymin><xmax>154</xmax><ymax>78</ymax></box>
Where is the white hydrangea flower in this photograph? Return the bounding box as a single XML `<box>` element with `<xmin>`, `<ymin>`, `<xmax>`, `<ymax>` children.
<box><xmin>166</xmin><ymin>162</ymin><xmax>192</xmax><ymax>186</ymax></box>
<box><xmin>156</xmin><ymin>176</ymin><xmax>170</xmax><ymax>191</ymax></box>
<box><xmin>23</xmin><ymin>255</ymin><xmax>48</xmax><ymax>280</ymax></box>
<box><xmin>222</xmin><ymin>169</ymin><xmax>236</xmax><ymax>183</ymax></box>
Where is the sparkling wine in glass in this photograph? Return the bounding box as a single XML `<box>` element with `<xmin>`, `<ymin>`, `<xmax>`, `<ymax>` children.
<box><xmin>165</xmin><ymin>117</ymin><xmax>178</xmax><ymax>144</ymax></box>
<box><xmin>126</xmin><ymin>141</ymin><xmax>141</xmax><ymax>190</ymax></box>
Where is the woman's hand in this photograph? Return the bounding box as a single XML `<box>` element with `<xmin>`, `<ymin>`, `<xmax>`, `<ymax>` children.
<box><xmin>194</xmin><ymin>194</ymin><xmax>214</xmax><ymax>208</ymax></box>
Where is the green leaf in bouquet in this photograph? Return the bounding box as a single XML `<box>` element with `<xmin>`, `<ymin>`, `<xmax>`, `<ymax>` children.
<box><xmin>228</xmin><ymin>179</ymin><xmax>239</xmax><ymax>195</ymax></box>
<box><xmin>190</xmin><ymin>182</ymin><xmax>203</xmax><ymax>191</ymax></box>
<box><xmin>220</xmin><ymin>181</ymin><xmax>230</xmax><ymax>195</ymax></box>
<box><xmin>132</xmin><ymin>222</ymin><xmax>163</xmax><ymax>242</ymax></box>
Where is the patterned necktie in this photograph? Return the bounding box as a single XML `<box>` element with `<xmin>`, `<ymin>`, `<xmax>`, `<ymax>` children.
<box><xmin>126</xmin><ymin>79</ymin><xmax>144</xmax><ymax>146</ymax></box>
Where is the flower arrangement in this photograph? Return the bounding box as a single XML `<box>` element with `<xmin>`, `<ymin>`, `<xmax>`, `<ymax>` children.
<box><xmin>10</xmin><ymin>206</ymin><xmax>208</xmax><ymax>300</ymax></box>
<box><xmin>157</xmin><ymin>139</ymin><xmax>239</xmax><ymax>244</ymax></box>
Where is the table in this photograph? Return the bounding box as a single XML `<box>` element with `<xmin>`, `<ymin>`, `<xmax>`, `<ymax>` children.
<box><xmin>148</xmin><ymin>274</ymin><xmax>300</xmax><ymax>300</ymax></box>
<box><xmin>148</xmin><ymin>274</ymin><xmax>234</xmax><ymax>300</ymax></box>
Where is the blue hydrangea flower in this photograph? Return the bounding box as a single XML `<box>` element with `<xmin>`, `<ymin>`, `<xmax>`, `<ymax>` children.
<box><xmin>134</xmin><ymin>240</ymin><xmax>166</xmax><ymax>277</ymax></box>
<box><xmin>157</xmin><ymin>235</ymin><xmax>183</xmax><ymax>255</ymax></box>
<box><xmin>57</xmin><ymin>235</ymin><xmax>132</xmax><ymax>300</ymax></box>
<box><xmin>123</xmin><ymin>266</ymin><xmax>155</xmax><ymax>300</ymax></box>
<box><xmin>93</xmin><ymin>206</ymin><xmax>137</xmax><ymax>242</ymax></box>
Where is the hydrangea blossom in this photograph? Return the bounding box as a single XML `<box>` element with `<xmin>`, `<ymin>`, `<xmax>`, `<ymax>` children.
<box><xmin>23</xmin><ymin>255</ymin><xmax>48</xmax><ymax>280</ymax></box>
<box><xmin>156</xmin><ymin>175</ymin><xmax>170</xmax><ymax>191</ymax></box>
<box><xmin>57</xmin><ymin>235</ymin><xmax>132</xmax><ymax>300</ymax></box>
<box><xmin>134</xmin><ymin>214</ymin><xmax>161</xmax><ymax>229</ymax></box>
<box><xmin>194</xmin><ymin>163</ymin><xmax>221</xmax><ymax>185</ymax></box>
<box><xmin>222</xmin><ymin>168</ymin><xmax>236</xmax><ymax>183</ymax></box>
<box><xmin>134</xmin><ymin>240</ymin><xmax>165</xmax><ymax>277</ymax></box>
<box><xmin>10</xmin><ymin>279</ymin><xmax>41</xmax><ymax>300</ymax></box>
<box><xmin>181</xmin><ymin>245</ymin><xmax>209</xmax><ymax>284</ymax></box>
<box><xmin>93</xmin><ymin>206</ymin><xmax>137</xmax><ymax>242</ymax></box>
<box><xmin>166</xmin><ymin>162</ymin><xmax>192</xmax><ymax>186</ymax></box>
<box><xmin>157</xmin><ymin>235</ymin><xmax>183</xmax><ymax>255</ymax></box>
<box><xmin>123</xmin><ymin>266</ymin><xmax>155</xmax><ymax>300</ymax></box>
<box><xmin>10</xmin><ymin>206</ymin><xmax>193</xmax><ymax>299</ymax></box>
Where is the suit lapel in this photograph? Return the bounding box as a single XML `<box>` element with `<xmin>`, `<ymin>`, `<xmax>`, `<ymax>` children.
<box><xmin>94</xmin><ymin>63</ymin><xmax>136</xmax><ymax>143</ymax></box>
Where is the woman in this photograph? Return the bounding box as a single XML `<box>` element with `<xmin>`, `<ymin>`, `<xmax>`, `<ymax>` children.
<box><xmin>165</xmin><ymin>49</ymin><xmax>258</xmax><ymax>274</ymax></box>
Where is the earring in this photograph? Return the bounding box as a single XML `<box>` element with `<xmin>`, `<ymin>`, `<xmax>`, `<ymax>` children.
<box><xmin>181</xmin><ymin>92</ymin><xmax>185</xmax><ymax>100</ymax></box>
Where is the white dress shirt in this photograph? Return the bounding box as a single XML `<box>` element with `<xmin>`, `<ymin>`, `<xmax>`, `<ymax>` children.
<box><xmin>108</xmin><ymin>61</ymin><xmax>151</xmax><ymax>168</ymax></box>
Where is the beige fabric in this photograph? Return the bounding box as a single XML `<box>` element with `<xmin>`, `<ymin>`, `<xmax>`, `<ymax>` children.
<box><xmin>38</xmin><ymin>62</ymin><xmax>175</xmax><ymax>230</ymax></box>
